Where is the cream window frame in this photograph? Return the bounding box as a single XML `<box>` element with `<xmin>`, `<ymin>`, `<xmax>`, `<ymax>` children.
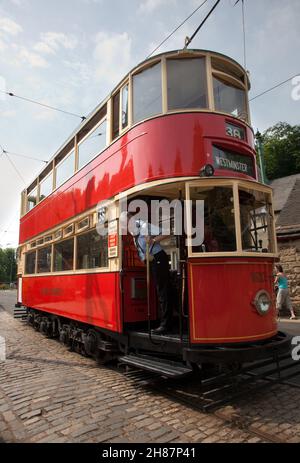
<box><xmin>38</xmin><ymin>171</ymin><xmax>54</xmax><ymax>204</ymax></box>
<box><xmin>165</xmin><ymin>55</ymin><xmax>209</xmax><ymax>112</ymax></box>
<box><xmin>75</xmin><ymin>226</ymin><xmax>110</xmax><ymax>271</ymax></box>
<box><xmin>77</xmin><ymin>116</ymin><xmax>108</xmax><ymax>171</ymax></box>
<box><xmin>54</xmin><ymin>149</ymin><xmax>75</xmax><ymax>190</ymax></box>
<box><xmin>63</xmin><ymin>223</ymin><xmax>74</xmax><ymax>238</ymax></box>
<box><xmin>185</xmin><ymin>178</ymin><xmax>277</xmax><ymax>258</ymax></box>
<box><xmin>119</xmin><ymin>81</ymin><xmax>130</xmax><ymax>134</ymax></box>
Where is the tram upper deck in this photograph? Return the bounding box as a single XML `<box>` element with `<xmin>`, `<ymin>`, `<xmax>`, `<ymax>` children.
<box><xmin>19</xmin><ymin>49</ymin><xmax>255</xmax><ymax>244</ymax></box>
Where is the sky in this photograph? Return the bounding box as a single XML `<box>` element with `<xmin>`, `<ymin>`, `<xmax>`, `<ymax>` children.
<box><xmin>0</xmin><ymin>0</ymin><xmax>299</xmax><ymax>248</ymax></box>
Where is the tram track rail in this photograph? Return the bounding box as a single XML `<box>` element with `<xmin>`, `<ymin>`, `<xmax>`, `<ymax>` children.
<box><xmin>120</xmin><ymin>353</ymin><xmax>300</xmax><ymax>443</ymax></box>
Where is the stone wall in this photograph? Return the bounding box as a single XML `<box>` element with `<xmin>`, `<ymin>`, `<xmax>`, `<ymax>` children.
<box><xmin>278</xmin><ymin>238</ymin><xmax>300</xmax><ymax>316</ymax></box>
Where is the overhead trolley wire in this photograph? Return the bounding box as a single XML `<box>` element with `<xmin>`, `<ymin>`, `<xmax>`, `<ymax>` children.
<box><xmin>0</xmin><ymin>145</ymin><xmax>48</xmax><ymax>164</ymax></box>
<box><xmin>2</xmin><ymin>151</ymin><xmax>27</xmax><ymax>186</ymax></box>
<box><xmin>250</xmin><ymin>73</ymin><xmax>300</xmax><ymax>102</ymax></box>
<box><xmin>147</xmin><ymin>0</ymin><xmax>209</xmax><ymax>59</ymax></box>
<box><xmin>0</xmin><ymin>89</ymin><xmax>86</xmax><ymax>121</ymax></box>
<box><xmin>184</xmin><ymin>0</ymin><xmax>221</xmax><ymax>48</ymax></box>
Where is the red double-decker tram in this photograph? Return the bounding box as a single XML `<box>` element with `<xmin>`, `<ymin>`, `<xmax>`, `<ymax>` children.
<box><xmin>17</xmin><ymin>50</ymin><xmax>290</xmax><ymax>376</ymax></box>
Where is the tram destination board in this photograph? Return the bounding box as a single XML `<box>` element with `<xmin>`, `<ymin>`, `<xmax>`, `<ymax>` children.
<box><xmin>213</xmin><ymin>145</ymin><xmax>255</xmax><ymax>177</ymax></box>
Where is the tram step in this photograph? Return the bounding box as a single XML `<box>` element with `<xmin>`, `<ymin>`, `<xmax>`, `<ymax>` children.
<box><xmin>13</xmin><ymin>307</ymin><xmax>27</xmax><ymax>320</ymax></box>
<box><xmin>119</xmin><ymin>354</ymin><xmax>193</xmax><ymax>378</ymax></box>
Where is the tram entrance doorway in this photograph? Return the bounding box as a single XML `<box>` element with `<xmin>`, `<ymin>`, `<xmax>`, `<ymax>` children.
<box><xmin>120</xmin><ymin>185</ymin><xmax>188</xmax><ymax>336</ymax></box>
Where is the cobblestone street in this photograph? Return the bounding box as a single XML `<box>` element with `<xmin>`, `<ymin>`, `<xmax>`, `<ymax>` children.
<box><xmin>0</xmin><ymin>291</ymin><xmax>300</xmax><ymax>444</ymax></box>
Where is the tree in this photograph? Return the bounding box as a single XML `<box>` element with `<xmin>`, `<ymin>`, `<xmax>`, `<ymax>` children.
<box><xmin>0</xmin><ymin>248</ymin><xmax>17</xmax><ymax>284</ymax></box>
<box><xmin>261</xmin><ymin>122</ymin><xmax>300</xmax><ymax>180</ymax></box>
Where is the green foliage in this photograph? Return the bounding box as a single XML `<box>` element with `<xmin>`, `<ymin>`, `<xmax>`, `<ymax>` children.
<box><xmin>0</xmin><ymin>248</ymin><xmax>17</xmax><ymax>284</ymax></box>
<box><xmin>261</xmin><ymin>122</ymin><xmax>300</xmax><ymax>180</ymax></box>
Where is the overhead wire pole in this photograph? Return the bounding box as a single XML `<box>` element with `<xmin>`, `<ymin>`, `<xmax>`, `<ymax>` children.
<box><xmin>184</xmin><ymin>0</ymin><xmax>221</xmax><ymax>48</ymax></box>
<box><xmin>0</xmin><ymin>89</ymin><xmax>86</xmax><ymax>121</ymax></box>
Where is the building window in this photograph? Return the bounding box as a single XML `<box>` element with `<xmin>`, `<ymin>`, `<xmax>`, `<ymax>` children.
<box><xmin>78</xmin><ymin>119</ymin><xmax>107</xmax><ymax>170</ymax></box>
<box><xmin>112</xmin><ymin>91</ymin><xmax>120</xmax><ymax>140</ymax></box>
<box><xmin>25</xmin><ymin>251</ymin><xmax>36</xmax><ymax>274</ymax></box>
<box><xmin>27</xmin><ymin>187</ymin><xmax>38</xmax><ymax>212</ymax></box>
<box><xmin>167</xmin><ymin>58</ymin><xmax>207</xmax><ymax>110</ymax></box>
<box><xmin>121</xmin><ymin>84</ymin><xmax>129</xmax><ymax>129</ymax></box>
<box><xmin>55</xmin><ymin>150</ymin><xmax>75</xmax><ymax>188</ymax></box>
<box><xmin>37</xmin><ymin>246</ymin><xmax>52</xmax><ymax>273</ymax></box>
<box><xmin>133</xmin><ymin>61</ymin><xmax>162</xmax><ymax>123</ymax></box>
<box><xmin>39</xmin><ymin>173</ymin><xmax>53</xmax><ymax>200</ymax></box>
<box><xmin>213</xmin><ymin>76</ymin><xmax>247</xmax><ymax>119</ymax></box>
<box><xmin>54</xmin><ymin>238</ymin><xmax>74</xmax><ymax>272</ymax></box>
<box><xmin>77</xmin><ymin>229</ymin><xmax>108</xmax><ymax>269</ymax></box>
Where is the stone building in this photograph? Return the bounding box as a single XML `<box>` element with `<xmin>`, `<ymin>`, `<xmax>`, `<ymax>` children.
<box><xmin>271</xmin><ymin>174</ymin><xmax>300</xmax><ymax>315</ymax></box>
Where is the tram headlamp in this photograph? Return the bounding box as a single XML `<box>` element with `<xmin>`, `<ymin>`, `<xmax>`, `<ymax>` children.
<box><xmin>253</xmin><ymin>290</ymin><xmax>271</xmax><ymax>316</ymax></box>
<box><xmin>199</xmin><ymin>164</ymin><xmax>215</xmax><ymax>177</ymax></box>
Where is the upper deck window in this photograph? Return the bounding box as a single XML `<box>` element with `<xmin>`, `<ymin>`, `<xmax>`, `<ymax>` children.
<box><xmin>133</xmin><ymin>61</ymin><xmax>162</xmax><ymax>123</ymax></box>
<box><xmin>26</xmin><ymin>186</ymin><xmax>38</xmax><ymax>212</ymax></box>
<box><xmin>213</xmin><ymin>76</ymin><xmax>246</xmax><ymax>120</ymax></box>
<box><xmin>167</xmin><ymin>58</ymin><xmax>207</xmax><ymax>110</ymax></box>
<box><xmin>112</xmin><ymin>91</ymin><xmax>120</xmax><ymax>140</ymax></box>
<box><xmin>121</xmin><ymin>84</ymin><xmax>129</xmax><ymax>129</ymax></box>
<box><xmin>39</xmin><ymin>172</ymin><xmax>53</xmax><ymax>201</ymax></box>
<box><xmin>55</xmin><ymin>149</ymin><xmax>75</xmax><ymax>189</ymax></box>
<box><xmin>78</xmin><ymin>119</ymin><xmax>107</xmax><ymax>170</ymax></box>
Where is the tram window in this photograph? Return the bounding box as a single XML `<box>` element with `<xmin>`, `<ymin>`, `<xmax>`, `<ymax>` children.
<box><xmin>167</xmin><ymin>58</ymin><xmax>207</xmax><ymax>110</ymax></box>
<box><xmin>55</xmin><ymin>149</ymin><xmax>75</xmax><ymax>189</ymax></box>
<box><xmin>121</xmin><ymin>84</ymin><xmax>129</xmax><ymax>129</ymax></box>
<box><xmin>37</xmin><ymin>246</ymin><xmax>52</xmax><ymax>273</ymax></box>
<box><xmin>76</xmin><ymin>229</ymin><xmax>108</xmax><ymax>269</ymax></box>
<box><xmin>133</xmin><ymin>61</ymin><xmax>162</xmax><ymax>123</ymax></box>
<box><xmin>239</xmin><ymin>188</ymin><xmax>274</xmax><ymax>253</ymax></box>
<box><xmin>25</xmin><ymin>251</ymin><xmax>36</xmax><ymax>274</ymax></box>
<box><xmin>78</xmin><ymin>119</ymin><xmax>107</xmax><ymax>170</ymax></box>
<box><xmin>27</xmin><ymin>187</ymin><xmax>38</xmax><ymax>212</ymax></box>
<box><xmin>189</xmin><ymin>186</ymin><xmax>236</xmax><ymax>253</ymax></box>
<box><xmin>112</xmin><ymin>91</ymin><xmax>120</xmax><ymax>140</ymax></box>
<box><xmin>213</xmin><ymin>76</ymin><xmax>247</xmax><ymax>120</ymax></box>
<box><xmin>39</xmin><ymin>172</ymin><xmax>53</xmax><ymax>201</ymax></box>
<box><xmin>54</xmin><ymin>238</ymin><xmax>74</xmax><ymax>272</ymax></box>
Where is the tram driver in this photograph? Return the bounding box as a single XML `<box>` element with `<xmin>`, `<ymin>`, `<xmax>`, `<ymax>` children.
<box><xmin>120</xmin><ymin>211</ymin><xmax>173</xmax><ymax>335</ymax></box>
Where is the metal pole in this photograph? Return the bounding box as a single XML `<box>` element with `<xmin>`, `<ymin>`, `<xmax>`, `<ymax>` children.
<box><xmin>255</xmin><ymin>130</ymin><xmax>267</xmax><ymax>184</ymax></box>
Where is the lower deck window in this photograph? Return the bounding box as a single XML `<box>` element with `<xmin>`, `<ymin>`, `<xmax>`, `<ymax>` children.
<box><xmin>25</xmin><ymin>251</ymin><xmax>36</xmax><ymax>274</ymax></box>
<box><xmin>37</xmin><ymin>246</ymin><xmax>52</xmax><ymax>273</ymax></box>
<box><xmin>239</xmin><ymin>188</ymin><xmax>274</xmax><ymax>253</ymax></box>
<box><xmin>76</xmin><ymin>229</ymin><xmax>108</xmax><ymax>269</ymax></box>
<box><xmin>189</xmin><ymin>186</ymin><xmax>237</xmax><ymax>252</ymax></box>
<box><xmin>54</xmin><ymin>238</ymin><xmax>74</xmax><ymax>271</ymax></box>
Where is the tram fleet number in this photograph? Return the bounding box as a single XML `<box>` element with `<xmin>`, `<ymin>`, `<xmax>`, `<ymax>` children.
<box><xmin>101</xmin><ymin>447</ymin><xmax>196</xmax><ymax>460</ymax></box>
